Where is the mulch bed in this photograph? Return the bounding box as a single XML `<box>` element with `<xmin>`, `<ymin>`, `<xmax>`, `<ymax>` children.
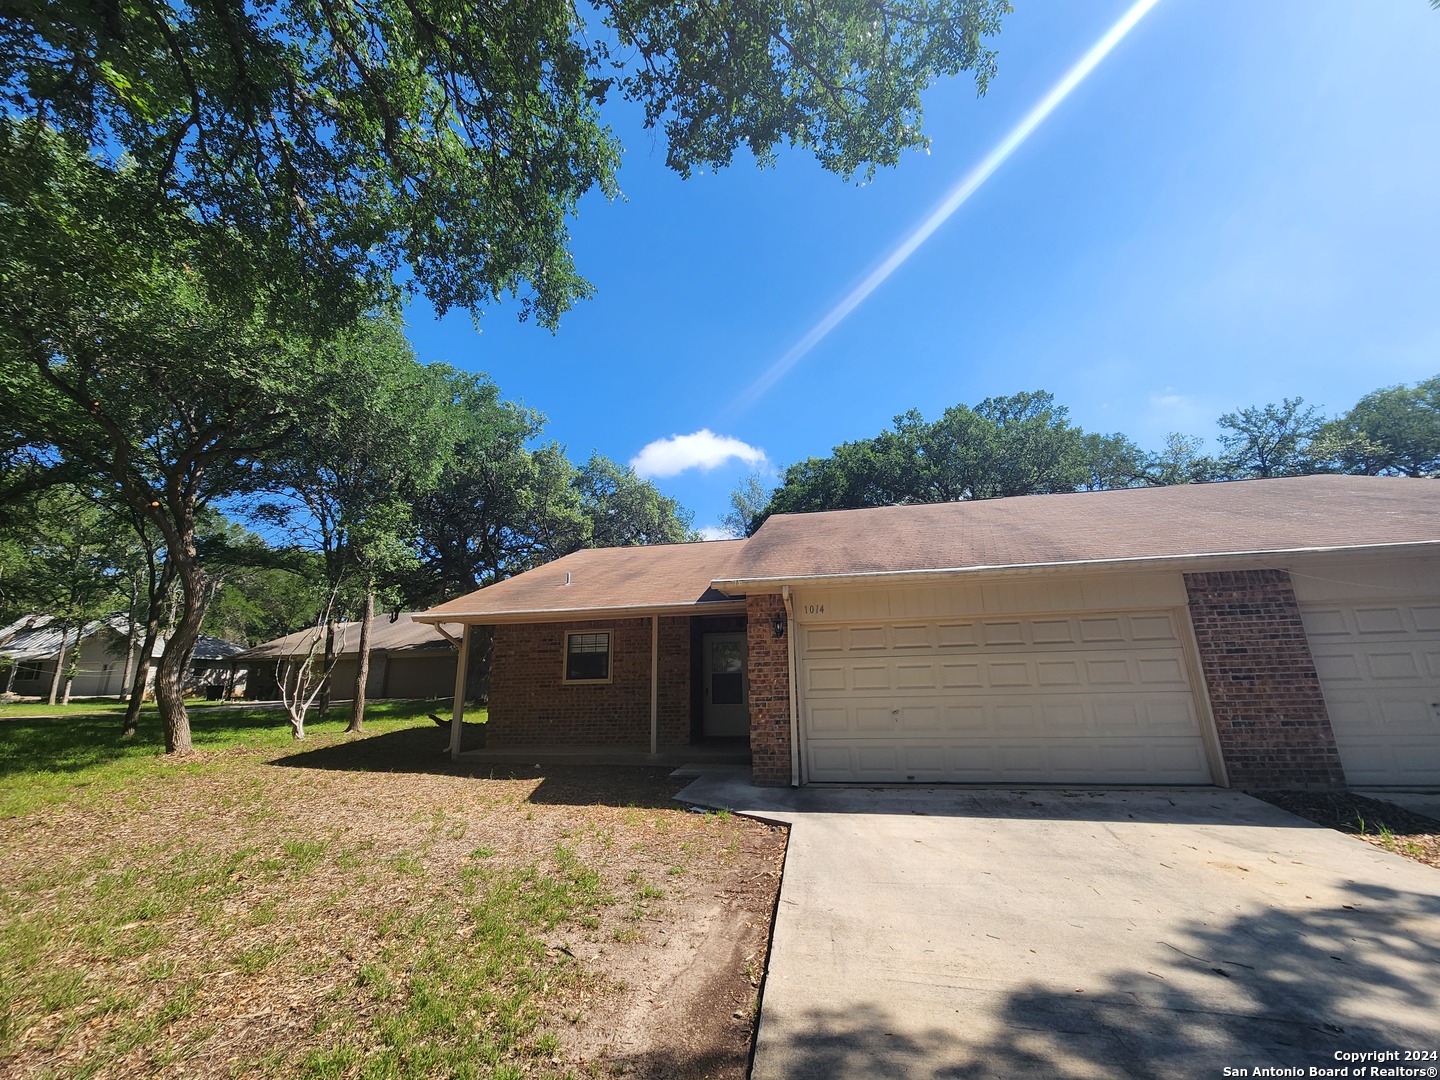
<box><xmin>1250</xmin><ymin>790</ymin><xmax>1440</xmax><ymax>870</ymax></box>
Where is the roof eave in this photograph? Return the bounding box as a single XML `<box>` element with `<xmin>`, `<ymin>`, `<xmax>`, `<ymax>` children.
<box><xmin>712</xmin><ymin>539</ymin><xmax>1440</xmax><ymax>592</ymax></box>
<box><xmin>413</xmin><ymin>599</ymin><xmax>748</xmax><ymax>626</ymax></box>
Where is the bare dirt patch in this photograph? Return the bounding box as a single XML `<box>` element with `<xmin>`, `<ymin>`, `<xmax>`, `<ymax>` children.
<box><xmin>1250</xmin><ymin>790</ymin><xmax>1440</xmax><ymax>870</ymax></box>
<box><xmin>0</xmin><ymin>723</ymin><xmax>786</xmax><ymax>1078</ymax></box>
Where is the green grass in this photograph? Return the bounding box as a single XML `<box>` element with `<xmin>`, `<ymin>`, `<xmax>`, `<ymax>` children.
<box><xmin>0</xmin><ymin>707</ymin><xmax>608</xmax><ymax>1080</ymax></box>
<box><xmin>0</xmin><ymin>699</ymin><xmax>481</xmax><ymax>819</ymax></box>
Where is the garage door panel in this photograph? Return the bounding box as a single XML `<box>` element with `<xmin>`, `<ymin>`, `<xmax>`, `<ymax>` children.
<box><xmin>807</xmin><ymin>664</ymin><xmax>847</xmax><ymax>692</ymax></box>
<box><xmin>806</xmin><ymin>736</ymin><xmax>1210</xmax><ymax>784</ymax></box>
<box><xmin>1137</xmin><ymin>657</ymin><xmax>1187</xmax><ymax>686</ymax></box>
<box><xmin>983</xmin><ymin>622</ymin><xmax>1025</xmax><ymax>646</ymax></box>
<box><xmin>1031</xmin><ymin>620</ymin><xmax>1076</xmax><ymax>644</ymax></box>
<box><xmin>893</xmin><ymin>625</ymin><xmax>932</xmax><ymax>649</ymax></box>
<box><xmin>800</xmin><ymin>608</ymin><xmax>1213</xmax><ymax>785</ymax></box>
<box><xmin>896</xmin><ymin>662</ymin><xmax>937</xmax><ymax>689</ymax></box>
<box><xmin>849</xmin><ymin>626</ymin><xmax>887</xmax><ymax>651</ymax></box>
<box><xmin>804</xmin><ymin>628</ymin><xmax>844</xmax><ymax>653</ymax></box>
<box><xmin>940</xmin><ymin>662</ymin><xmax>983</xmax><ymax>688</ymax></box>
<box><xmin>1130</xmin><ymin>614</ymin><xmax>1179</xmax><ymax>640</ymax></box>
<box><xmin>1366</xmin><ymin>651</ymin><xmax>1421</xmax><ymax>680</ymax></box>
<box><xmin>1302</xmin><ymin>597</ymin><xmax>1440</xmax><ymax>786</ymax></box>
<box><xmin>1078</xmin><ymin>617</ymin><xmax>1126</xmax><ymax>643</ymax></box>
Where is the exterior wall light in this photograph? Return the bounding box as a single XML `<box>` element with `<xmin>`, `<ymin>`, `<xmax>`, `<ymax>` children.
<box><xmin>772</xmin><ymin>613</ymin><xmax>787</xmax><ymax>638</ymax></box>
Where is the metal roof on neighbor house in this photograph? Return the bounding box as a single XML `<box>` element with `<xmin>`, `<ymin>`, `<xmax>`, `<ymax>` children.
<box><xmin>717</xmin><ymin>474</ymin><xmax>1440</xmax><ymax>587</ymax></box>
<box><xmin>0</xmin><ymin>614</ymin><xmax>145</xmax><ymax>661</ymax></box>
<box><xmin>414</xmin><ymin>539</ymin><xmax>750</xmax><ymax>624</ymax></box>
<box><xmin>237</xmin><ymin>611</ymin><xmax>453</xmax><ymax>661</ymax></box>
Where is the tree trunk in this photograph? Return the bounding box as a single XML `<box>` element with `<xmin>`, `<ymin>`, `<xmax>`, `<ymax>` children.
<box><xmin>155</xmin><ymin>554</ymin><xmax>206</xmax><ymax>754</ymax></box>
<box><xmin>464</xmin><ymin>625</ymin><xmax>495</xmax><ymax>705</ymax></box>
<box><xmin>347</xmin><ymin>586</ymin><xmax>373</xmax><ymax>734</ymax></box>
<box><xmin>47</xmin><ymin>624</ymin><xmax>71</xmax><ymax>705</ymax></box>
<box><xmin>319</xmin><ymin>619</ymin><xmax>335</xmax><ymax>717</ymax></box>
<box><xmin>120</xmin><ymin>572</ymin><xmax>142</xmax><ymax>701</ymax></box>
<box><xmin>122</xmin><ymin>559</ymin><xmax>174</xmax><ymax>739</ymax></box>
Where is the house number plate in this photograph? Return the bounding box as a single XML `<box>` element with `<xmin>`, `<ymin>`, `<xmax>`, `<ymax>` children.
<box><xmin>802</xmin><ymin>604</ymin><xmax>825</xmax><ymax>615</ymax></box>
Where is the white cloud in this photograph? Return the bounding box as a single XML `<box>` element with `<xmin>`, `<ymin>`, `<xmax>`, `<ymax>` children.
<box><xmin>630</xmin><ymin>429</ymin><xmax>766</xmax><ymax>479</ymax></box>
<box><xmin>1149</xmin><ymin>388</ymin><xmax>1186</xmax><ymax>409</ymax></box>
<box><xmin>697</xmin><ymin>525</ymin><xmax>733</xmax><ymax>541</ymax></box>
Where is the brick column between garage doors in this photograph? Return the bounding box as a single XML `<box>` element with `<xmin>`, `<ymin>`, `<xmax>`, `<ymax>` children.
<box><xmin>1184</xmin><ymin>569</ymin><xmax>1347</xmax><ymax>790</ymax></box>
<box><xmin>746</xmin><ymin>594</ymin><xmax>792</xmax><ymax>787</ymax></box>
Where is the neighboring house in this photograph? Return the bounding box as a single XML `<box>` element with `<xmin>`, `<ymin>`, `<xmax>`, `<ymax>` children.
<box><xmin>238</xmin><ymin>612</ymin><xmax>456</xmax><ymax>701</ymax></box>
<box><xmin>0</xmin><ymin>615</ymin><xmax>249</xmax><ymax>700</ymax></box>
<box><xmin>189</xmin><ymin>635</ymin><xmax>249</xmax><ymax>700</ymax></box>
<box><xmin>1</xmin><ymin>614</ymin><xmax>156</xmax><ymax>699</ymax></box>
<box><xmin>416</xmin><ymin>475</ymin><xmax>1440</xmax><ymax>791</ymax></box>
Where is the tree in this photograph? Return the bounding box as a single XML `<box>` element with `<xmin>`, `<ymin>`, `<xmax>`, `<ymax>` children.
<box><xmin>1077</xmin><ymin>433</ymin><xmax>1149</xmax><ymax>491</ymax></box>
<box><xmin>252</xmin><ymin>317</ymin><xmax>458</xmax><ymax>731</ymax></box>
<box><xmin>766</xmin><ymin>391</ymin><xmax>1088</xmax><ymax>514</ymax></box>
<box><xmin>1</xmin><ymin>488</ymin><xmax>130</xmax><ymax>703</ymax></box>
<box><xmin>411</xmin><ymin>379</ymin><xmax>588</xmax><ymax>603</ymax></box>
<box><xmin>721</xmin><ymin>475</ymin><xmax>776</xmax><ymax>538</ymax></box>
<box><xmin>4</xmin><ymin>1</ymin><xmax>1011</xmax><ymax>326</ymax></box>
<box><xmin>1216</xmin><ymin>398</ymin><xmax>1325</xmax><ymax>479</ymax></box>
<box><xmin>1144</xmin><ymin>433</ymin><xmax>1224</xmax><ymax>487</ymax></box>
<box><xmin>1</xmin><ymin>125</ymin><xmax>323</xmax><ymax>752</ymax></box>
<box><xmin>575</xmin><ymin>455</ymin><xmax>696</xmax><ymax>548</ymax></box>
<box><xmin>1315</xmin><ymin>377</ymin><xmax>1440</xmax><ymax>478</ymax></box>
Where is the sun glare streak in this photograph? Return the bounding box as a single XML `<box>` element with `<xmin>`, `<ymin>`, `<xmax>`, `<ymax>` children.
<box><xmin>726</xmin><ymin>0</ymin><xmax>1165</xmax><ymax>417</ymax></box>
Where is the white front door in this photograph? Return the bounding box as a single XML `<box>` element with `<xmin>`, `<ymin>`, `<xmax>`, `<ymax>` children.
<box><xmin>702</xmin><ymin>634</ymin><xmax>749</xmax><ymax>737</ymax></box>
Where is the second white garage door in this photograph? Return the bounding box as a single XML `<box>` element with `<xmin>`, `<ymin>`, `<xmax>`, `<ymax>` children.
<box><xmin>799</xmin><ymin>609</ymin><xmax>1215</xmax><ymax>784</ymax></box>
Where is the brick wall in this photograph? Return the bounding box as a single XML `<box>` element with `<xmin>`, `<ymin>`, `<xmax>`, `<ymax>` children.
<box><xmin>1184</xmin><ymin>569</ymin><xmax>1347</xmax><ymax>789</ymax></box>
<box><xmin>488</xmin><ymin>617</ymin><xmax>691</xmax><ymax>747</ymax></box>
<box><xmin>746</xmin><ymin>594</ymin><xmax>792</xmax><ymax>786</ymax></box>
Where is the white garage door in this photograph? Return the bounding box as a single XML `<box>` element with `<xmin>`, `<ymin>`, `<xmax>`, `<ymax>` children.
<box><xmin>800</xmin><ymin>610</ymin><xmax>1215</xmax><ymax>784</ymax></box>
<box><xmin>1301</xmin><ymin>601</ymin><xmax>1440</xmax><ymax>787</ymax></box>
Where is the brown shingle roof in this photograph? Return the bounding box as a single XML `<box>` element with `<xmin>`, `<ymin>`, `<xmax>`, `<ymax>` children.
<box><xmin>416</xmin><ymin>540</ymin><xmax>749</xmax><ymax>623</ymax></box>
<box><xmin>237</xmin><ymin>612</ymin><xmax>451</xmax><ymax>660</ymax></box>
<box><xmin>719</xmin><ymin>475</ymin><xmax>1440</xmax><ymax>585</ymax></box>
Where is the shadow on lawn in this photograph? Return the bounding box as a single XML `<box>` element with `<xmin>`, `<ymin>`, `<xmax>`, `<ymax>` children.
<box><xmin>268</xmin><ymin>726</ymin><xmax>689</xmax><ymax>808</ymax></box>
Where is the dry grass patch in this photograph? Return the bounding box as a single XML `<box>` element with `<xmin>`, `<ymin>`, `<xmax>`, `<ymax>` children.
<box><xmin>0</xmin><ymin>711</ymin><xmax>785</xmax><ymax>1079</ymax></box>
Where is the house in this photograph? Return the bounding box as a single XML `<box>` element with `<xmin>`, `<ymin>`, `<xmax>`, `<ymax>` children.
<box><xmin>238</xmin><ymin>612</ymin><xmax>456</xmax><ymax>701</ymax></box>
<box><xmin>416</xmin><ymin>475</ymin><xmax>1440</xmax><ymax>791</ymax></box>
<box><xmin>0</xmin><ymin>614</ymin><xmax>249</xmax><ymax>701</ymax></box>
<box><xmin>189</xmin><ymin>635</ymin><xmax>249</xmax><ymax>699</ymax></box>
<box><xmin>1</xmin><ymin>614</ymin><xmax>158</xmax><ymax>699</ymax></box>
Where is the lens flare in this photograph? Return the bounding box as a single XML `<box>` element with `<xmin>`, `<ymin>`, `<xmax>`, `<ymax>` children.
<box><xmin>727</xmin><ymin>0</ymin><xmax>1165</xmax><ymax>417</ymax></box>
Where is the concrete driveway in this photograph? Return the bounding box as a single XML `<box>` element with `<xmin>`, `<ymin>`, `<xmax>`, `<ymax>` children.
<box><xmin>676</xmin><ymin>777</ymin><xmax>1440</xmax><ymax>1079</ymax></box>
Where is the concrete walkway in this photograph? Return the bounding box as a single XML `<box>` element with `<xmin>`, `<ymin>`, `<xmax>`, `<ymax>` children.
<box><xmin>676</xmin><ymin>777</ymin><xmax>1440</xmax><ymax>1079</ymax></box>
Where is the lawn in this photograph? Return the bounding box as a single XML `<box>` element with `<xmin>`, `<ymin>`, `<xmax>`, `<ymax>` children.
<box><xmin>0</xmin><ymin>704</ymin><xmax>786</xmax><ymax>1078</ymax></box>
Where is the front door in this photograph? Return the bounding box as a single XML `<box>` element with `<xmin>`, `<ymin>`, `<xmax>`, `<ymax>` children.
<box><xmin>702</xmin><ymin>633</ymin><xmax>749</xmax><ymax>737</ymax></box>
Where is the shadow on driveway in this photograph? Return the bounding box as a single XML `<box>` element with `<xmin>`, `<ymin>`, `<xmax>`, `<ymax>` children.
<box><xmin>756</xmin><ymin>879</ymin><xmax>1440</xmax><ymax>1079</ymax></box>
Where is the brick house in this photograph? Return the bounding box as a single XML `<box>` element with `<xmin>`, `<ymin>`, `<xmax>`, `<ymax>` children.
<box><xmin>417</xmin><ymin>475</ymin><xmax>1440</xmax><ymax>790</ymax></box>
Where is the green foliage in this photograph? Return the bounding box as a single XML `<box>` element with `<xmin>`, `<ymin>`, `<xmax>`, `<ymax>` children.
<box><xmin>575</xmin><ymin>454</ymin><xmax>696</xmax><ymax>548</ymax></box>
<box><xmin>1314</xmin><ymin>376</ymin><xmax>1440</xmax><ymax>478</ymax></box>
<box><xmin>1143</xmin><ymin>432</ymin><xmax>1225</xmax><ymax>487</ymax></box>
<box><xmin>2</xmin><ymin>0</ymin><xmax>1012</xmax><ymax>325</ymax></box>
<box><xmin>721</xmin><ymin>475</ymin><xmax>776</xmax><ymax>538</ymax></box>
<box><xmin>1216</xmin><ymin>397</ymin><xmax>1325</xmax><ymax>479</ymax></box>
<box><xmin>765</xmin><ymin>390</ymin><xmax>1088</xmax><ymax>516</ymax></box>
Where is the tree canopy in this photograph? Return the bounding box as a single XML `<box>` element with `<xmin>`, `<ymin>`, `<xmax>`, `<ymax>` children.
<box><xmin>2</xmin><ymin>0</ymin><xmax>1011</xmax><ymax>324</ymax></box>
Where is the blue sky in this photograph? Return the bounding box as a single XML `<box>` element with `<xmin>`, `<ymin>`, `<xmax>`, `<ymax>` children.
<box><xmin>402</xmin><ymin>0</ymin><xmax>1440</xmax><ymax>537</ymax></box>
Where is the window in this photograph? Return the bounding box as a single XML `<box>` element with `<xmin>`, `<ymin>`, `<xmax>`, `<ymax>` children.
<box><xmin>15</xmin><ymin>661</ymin><xmax>43</xmax><ymax>682</ymax></box>
<box><xmin>564</xmin><ymin>631</ymin><xmax>611</xmax><ymax>683</ymax></box>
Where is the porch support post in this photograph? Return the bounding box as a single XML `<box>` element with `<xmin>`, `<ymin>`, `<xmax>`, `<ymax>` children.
<box><xmin>450</xmin><ymin>624</ymin><xmax>470</xmax><ymax>761</ymax></box>
<box><xmin>649</xmin><ymin>615</ymin><xmax>659</xmax><ymax>756</ymax></box>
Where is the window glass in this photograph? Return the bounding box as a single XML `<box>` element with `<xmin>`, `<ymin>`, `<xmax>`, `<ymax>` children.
<box><xmin>565</xmin><ymin>632</ymin><xmax>610</xmax><ymax>681</ymax></box>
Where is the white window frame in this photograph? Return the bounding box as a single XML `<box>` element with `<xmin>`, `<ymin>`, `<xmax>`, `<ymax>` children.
<box><xmin>562</xmin><ymin>630</ymin><xmax>613</xmax><ymax>684</ymax></box>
